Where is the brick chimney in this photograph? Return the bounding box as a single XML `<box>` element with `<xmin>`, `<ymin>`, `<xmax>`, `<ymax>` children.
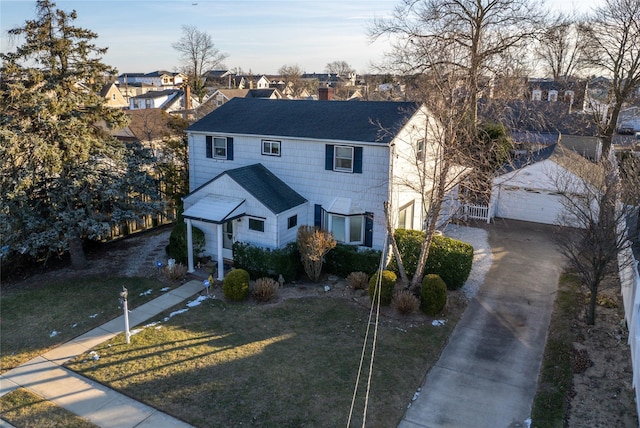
<box><xmin>319</xmin><ymin>87</ymin><xmax>334</xmax><ymax>101</ymax></box>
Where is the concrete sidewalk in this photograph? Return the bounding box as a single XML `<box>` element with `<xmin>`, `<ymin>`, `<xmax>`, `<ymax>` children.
<box><xmin>399</xmin><ymin>220</ymin><xmax>563</xmax><ymax>428</ymax></box>
<box><xmin>1</xmin><ymin>280</ymin><xmax>205</xmax><ymax>428</ymax></box>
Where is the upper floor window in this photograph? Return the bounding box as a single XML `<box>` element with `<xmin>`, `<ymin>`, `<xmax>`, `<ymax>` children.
<box><xmin>416</xmin><ymin>139</ymin><xmax>425</xmax><ymax>162</ymax></box>
<box><xmin>206</xmin><ymin>136</ymin><xmax>234</xmax><ymax>160</ymax></box>
<box><xmin>262</xmin><ymin>140</ymin><xmax>281</xmax><ymax>156</ymax></box>
<box><xmin>325</xmin><ymin>145</ymin><xmax>363</xmax><ymax>174</ymax></box>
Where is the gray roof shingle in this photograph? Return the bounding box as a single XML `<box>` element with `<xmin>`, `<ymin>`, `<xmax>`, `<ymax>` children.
<box><xmin>188</xmin><ymin>98</ymin><xmax>420</xmax><ymax>144</ymax></box>
<box><xmin>225</xmin><ymin>163</ymin><xmax>307</xmax><ymax>214</ymax></box>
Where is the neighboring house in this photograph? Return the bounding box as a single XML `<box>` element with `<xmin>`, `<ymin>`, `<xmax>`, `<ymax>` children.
<box><xmin>100</xmin><ymin>82</ymin><xmax>128</xmax><ymax>108</ymax></box>
<box><xmin>209</xmin><ymin>88</ymin><xmax>282</xmax><ymax>108</ymax></box>
<box><xmin>129</xmin><ymin>89</ymin><xmax>198</xmax><ymax>114</ymax></box>
<box><xmin>184</xmin><ymin>98</ymin><xmax>456</xmax><ymax>279</ymax></box>
<box><xmin>118</xmin><ymin>71</ymin><xmax>185</xmax><ymax>89</ymax></box>
<box><xmin>489</xmin><ymin>140</ymin><xmax>601</xmax><ymax>226</ymax></box>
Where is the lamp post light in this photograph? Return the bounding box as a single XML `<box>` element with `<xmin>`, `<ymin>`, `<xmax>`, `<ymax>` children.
<box><xmin>119</xmin><ymin>286</ymin><xmax>131</xmax><ymax>344</ymax></box>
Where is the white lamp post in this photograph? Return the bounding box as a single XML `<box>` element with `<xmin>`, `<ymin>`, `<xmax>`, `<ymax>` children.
<box><xmin>120</xmin><ymin>286</ymin><xmax>131</xmax><ymax>344</ymax></box>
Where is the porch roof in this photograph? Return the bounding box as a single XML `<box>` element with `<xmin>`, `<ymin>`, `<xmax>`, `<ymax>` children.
<box><xmin>182</xmin><ymin>195</ymin><xmax>245</xmax><ymax>224</ymax></box>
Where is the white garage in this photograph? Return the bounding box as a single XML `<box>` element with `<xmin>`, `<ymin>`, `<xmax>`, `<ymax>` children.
<box><xmin>489</xmin><ymin>142</ymin><xmax>600</xmax><ymax>227</ymax></box>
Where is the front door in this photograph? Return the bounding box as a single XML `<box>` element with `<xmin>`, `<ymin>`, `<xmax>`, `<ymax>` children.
<box><xmin>222</xmin><ymin>221</ymin><xmax>234</xmax><ymax>260</ymax></box>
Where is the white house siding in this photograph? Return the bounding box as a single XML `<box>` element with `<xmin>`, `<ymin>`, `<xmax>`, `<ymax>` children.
<box><xmin>388</xmin><ymin>107</ymin><xmax>443</xmax><ymax>230</ymax></box>
<box><xmin>188</xmin><ymin>133</ymin><xmax>392</xmax><ymax>250</ymax></box>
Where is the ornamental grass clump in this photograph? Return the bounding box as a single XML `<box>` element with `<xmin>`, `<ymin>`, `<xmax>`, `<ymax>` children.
<box><xmin>346</xmin><ymin>271</ymin><xmax>369</xmax><ymax>290</ymax></box>
<box><xmin>296</xmin><ymin>225</ymin><xmax>336</xmax><ymax>282</ymax></box>
<box><xmin>392</xmin><ymin>290</ymin><xmax>420</xmax><ymax>314</ymax></box>
<box><xmin>252</xmin><ymin>277</ymin><xmax>279</xmax><ymax>302</ymax></box>
<box><xmin>420</xmin><ymin>274</ymin><xmax>447</xmax><ymax>316</ymax></box>
<box><xmin>223</xmin><ymin>269</ymin><xmax>250</xmax><ymax>301</ymax></box>
<box><xmin>161</xmin><ymin>263</ymin><xmax>188</xmax><ymax>281</ymax></box>
<box><xmin>368</xmin><ymin>270</ymin><xmax>397</xmax><ymax>305</ymax></box>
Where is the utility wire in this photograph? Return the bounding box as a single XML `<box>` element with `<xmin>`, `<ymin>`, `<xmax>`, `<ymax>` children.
<box><xmin>347</xmin><ymin>234</ymin><xmax>388</xmax><ymax>427</ymax></box>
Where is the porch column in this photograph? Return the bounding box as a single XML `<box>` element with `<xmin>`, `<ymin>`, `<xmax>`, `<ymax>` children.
<box><xmin>216</xmin><ymin>223</ymin><xmax>224</xmax><ymax>280</ymax></box>
<box><xmin>186</xmin><ymin>218</ymin><xmax>194</xmax><ymax>273</ymax></box>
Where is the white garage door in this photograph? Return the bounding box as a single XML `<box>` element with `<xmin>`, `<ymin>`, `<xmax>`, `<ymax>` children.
<box><xmin>495</xmin><ymin>186</ymin><xmax>566</xmax><ymax>225</ymax></box>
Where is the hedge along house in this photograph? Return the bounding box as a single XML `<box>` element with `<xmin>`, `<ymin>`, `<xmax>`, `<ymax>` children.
<box><xmin>184</xmin><ymin>98</ymin><xmax>459</xmax><ymax>279</ymax></box>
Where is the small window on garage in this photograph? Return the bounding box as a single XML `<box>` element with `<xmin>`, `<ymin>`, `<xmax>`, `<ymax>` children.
<box><xmin>248</xmin><ymin>218</ymin><xmax>265</xmax><ymax>232</ymax></box>
<box><xmin>287</xmin><ymin>215</ymin><xmax>297</xmax><ymax>229</ymax></box>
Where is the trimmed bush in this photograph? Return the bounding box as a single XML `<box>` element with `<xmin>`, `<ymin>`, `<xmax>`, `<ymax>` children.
<box><xmin>232</xmin><ymin>241</ymin><xmax>300</xmax><ymax>282</ymax></box>
<box><xmin>223</xmin><ymin>269</ymin><xmax>250</xmax><ymax>301</ymax></box>
<box><xmin>346</xmin><ymin>271</ymin><xmax>369</xmax><ymax>290</ymax></box>
<box><xmin>368</xmin><ymin>270</ymin><xmax>397</xmax><ymax>305</ymax></box>
<box><xmin>392</xmin><ymin>290</ymin><xmax>420</xmax><ymax>315</ymax></box>
<box><xmin>388</xmin><ymin>229</ymin><xmax>473</xmax><ymax>290</ymax></box>
<box><xmin>325</xmin><ymin>244</ymin><xmax>382</xmax><ymax>277</ymax></box>
<box><xmin>420</xmin><ymin>274</ymin><xmax>447</xmax><ymax>316</ymax></box>
<box><xmin>252</xmin><ymin>277</ymin><xmax>279</xmax><ymax>302</ymax></box>
<box><xmin>166</xmin><ymin>222</ymin><xmax>205</xmax><ymax>264</ymax></box>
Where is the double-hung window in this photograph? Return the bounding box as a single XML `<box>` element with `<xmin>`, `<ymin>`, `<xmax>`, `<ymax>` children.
<box><xmin>206</xmin><ymin>136</ymin><xmax>234</xmax><ymax>160</ymax></box>
<box><xmin>334</xmin><ymin>146</ymin><xmax>354</xmax><ymax>172</ymax></box>
<box><xmin>248</xmin><ymin>218</ymin><xmax>265</xmax><ymax>232</ymax></box>
<box><xmin>262</xmin><ymin>139</ymin><xmax>281</xmax><ymax>156</ymax></box>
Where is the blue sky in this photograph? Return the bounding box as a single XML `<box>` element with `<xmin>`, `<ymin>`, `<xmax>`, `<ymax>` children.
<box><xmin>1</xmin><ymin>0</ymin><xmax>602</xmax><ymax>76</ymax></box>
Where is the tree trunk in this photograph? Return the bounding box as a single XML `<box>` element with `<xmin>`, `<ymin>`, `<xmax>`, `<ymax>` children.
<box><xmin>587</xmin><ymin>283</ymin><xmax>598</xmax><ymax>325</ymax></box>
<box><xmin>68</xmin><ymin>232</ymin><xmax>87</xmax><ymax>270</ymax></box>
<box><xmin>384</xmin><ymin>202</ymin><xmax>409</xmax><ymax>286</ymax></box>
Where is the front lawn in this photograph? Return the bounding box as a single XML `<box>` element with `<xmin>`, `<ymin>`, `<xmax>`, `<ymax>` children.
<box><xmin>1</xmin><ymin>277</ymin><xmax>167</xmax><ymax>372</ymax></box>
<box><xmin>66</xmin><ymin>293</ymin><xmax>454</xmax><ymax>427</ymax></box>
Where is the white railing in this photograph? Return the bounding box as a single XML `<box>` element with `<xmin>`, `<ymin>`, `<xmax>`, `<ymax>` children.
<box><xmin>461</xmin><ymin>204</ymin><xmax>491</xmax><ymax>223</ymax></box>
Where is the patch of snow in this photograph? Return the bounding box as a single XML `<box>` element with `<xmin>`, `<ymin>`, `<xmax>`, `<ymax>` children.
<box><xmin>71</xmin><ymin>323</ymin><xmax>77</xmax><ymax>328</ymax></box>
<box><xmin>139</xmin><ymin>289</ymin><xmax>153</xmax><ymax>296</ymax></box>
<box><xmin>89</xmin><ymin>351</ymin><xmax>100</xmax><ymax>361</ymax></box>
<box><xmin>412</xmin><ymin>388</ymin><xmax>421</xmax><ymax>401</ymax></box>
<box><xmin>130</xmin><ymin>328</ymin><xmax>143</xmax><ymax>336</ymax></box>
<box><xmin>442</xmin><ymin>224</ymin><xmax>492</xmax><ymax>299</ymax></box>
<box><xmin>160</xmin><ymin>287</ymin><xmax>170</xmax><ymax>292</ymax></box>
<box><xmin>187</xmin><ymin>295</ymin><xmax>209</xmax><ymax>307</ymax></box>
<box><xmin>432</xmin><ymin>320</ymin><xmax>446</xmax><ymax>326</ymax></box>
<box><xmin>525</xmin><ymin>418</ymin><xmax>531</xmax><ymax>428</ymax></box>
<box><xmin>164</xmin><ymin>308</ymin><xmax>189</xmax><ymax>322</ymax></box>
<box><xmin>49</xmin><ymin>330</ymin><xmax>58</xmax><ymax>338</ymax></box>
<box><xmin>88</xmin><ymin>313</ymin><xmax>98</xmax><ymax>318</ymax></box>
<box><xmin>144</xmin><ymin>321</ymin><xmax>160</xmax><ymax>328</ymax></box>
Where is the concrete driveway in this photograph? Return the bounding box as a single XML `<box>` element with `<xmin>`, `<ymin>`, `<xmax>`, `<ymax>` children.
<box><xmin>399</xmin><ymin>220</ymin><xmax>564</xmax><ymax>428</ymax></box>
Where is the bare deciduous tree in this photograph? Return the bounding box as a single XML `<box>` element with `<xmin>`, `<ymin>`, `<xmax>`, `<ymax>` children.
<box><xmin>580</xmin><ymin>0</ymin><xmax>640</xmax><ymax>158</ymax></box>
<box><xmin>370</xmin><ymin>0</ymin><xmax>546</xmax><ymax>128</ymax></box>
<box><xmin>173</xmin><ymin>25</ymin><xmax>227</xmax><ymax>102</ymax></box>
<box><xmin>324</xmin><ymin>60</ymin><xmax>354</xmax><ymax>77</ymax></box>
<box><xmin>536</xmin><ymin>12</ymin><xmax>588</xmax><ymax>81</ymax></box>
<box><xmin>552</xmin><ymin>146</ymin><xmax>634</xmax><ymax>325</ymax></box>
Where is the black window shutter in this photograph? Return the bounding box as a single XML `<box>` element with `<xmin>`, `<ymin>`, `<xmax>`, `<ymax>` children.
<box><xmin>325</xmin><ymin>145</ymin><xmax>334</xmax><ymax>170</ymax></box>
<box><xmin>314</xmin><ymin>204</ymin><xmax>323</xmax><ymax>227</ymax></box>
<box><xmin>206</xmin><ymin>136</ymin><xmax>212</xmax><ymax>158</ymax></box>
<box><xmin>364</xmin><ymin>212</ymin><xmax>373</xmax><ymax>248</ymax></box>
<box><xmin>227</xmin><ymin>137</ymin><xmax>234</xmax><ymax>160</ymax></box>
<box><xmin>354</xmin><ymin>147</ymin><xmax>363</xmax><ymax>173</ymax></box>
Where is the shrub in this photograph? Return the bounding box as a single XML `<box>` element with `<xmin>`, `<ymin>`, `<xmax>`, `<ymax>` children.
<box><xmin>232</xmin><ymin>241</ymin><xmax>300</xmax><ymax>282</ymax></box>
<box><xmin>388</xmin><ymin>229</ymin><xmax>473</xmax><ymax>290</ymax></box>
<box><xmin>297</xmin><ymin>225</ymin><xmax>336</xmax><ymax>282</ymax></box>
<box><xmin>166</xmin><ymin>222</ymin><xmax>205</xmax><ymax>264</ymax></box>
<box><xmin>368</xmin><ymin>270</ymin><xmax>397</xmax><ymax>305</ymax></box>
<box><xmin>420</xmin><ymin>274</ymin><xmax>447</xmax><ymax>316</ymax></box>
<box><xmin>392</xmin><ymin>290</ymin><xmax>420</xmax><ymax>315</ymax></box>
<box><xmin>223</xmin><ymin>269</ymin><xmax>250</xmax><ymax>301</ymax></box>
<box><xmin>347</xmin><ymin>272</ymin><xmax>369</xmax><ymax>290</ymax></box>
<box><xmin>325</xmin><ymin>244</ymin><xmax>382</xmax><ymax>277</ymax></box>
<box><xmin>252</xmin><ymin>277</ymin><xmax>279</xmax><ymax>302</ymax></box>
<box><xmin>425</xmin><ymin>235</ymin><xmax>474</xmax><ymax>290</ymax></box>
<box><xmin>161</xmin><ymin>263</ymin><xmax>188</xmax><ymax>281</ymax></box>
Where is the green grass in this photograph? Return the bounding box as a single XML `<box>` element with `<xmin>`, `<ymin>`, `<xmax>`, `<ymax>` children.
<box><xmin>0</xmin><ymin>388</ymin><xmax>97</xmax><ymax>428</ymax></box>
<box><xmin>531</xmin><ymin>272</ymin><xmax>581</xmax><ymax>428</ymax></box>
<box><xmin>1</xmin><ymin>277</ymin><xmax>166</xmax><ymax>372</ymax></box>
<box><xmin>66</xmin><ymin>295</ymin><xmax>454</xmax><ymax>427</ymax></box>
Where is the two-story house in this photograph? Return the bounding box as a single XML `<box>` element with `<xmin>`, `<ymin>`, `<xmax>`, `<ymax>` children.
<box><xmin>184</xmin><ymin>98</ymin><xmax>455</xmax><ymax>279</ymax></box>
